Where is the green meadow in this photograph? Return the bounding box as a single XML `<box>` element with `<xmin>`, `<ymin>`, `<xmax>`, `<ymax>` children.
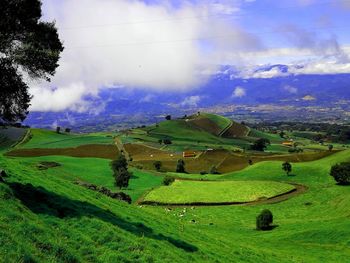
<box><xmin>1</xmin><ymin>121</ymin><xmax>350</xmax><ymax>262</ymax></box>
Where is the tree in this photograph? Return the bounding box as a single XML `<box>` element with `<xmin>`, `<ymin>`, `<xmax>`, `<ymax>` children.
<box><xmin>279</xmin><ymin>131</ymin><xmax>285</xmax><ymax>138</ymax></box>
<box><xmin>0</xmin><ymin>0</ymin><xmax>63</xmax><ymax>123</ymax></box>
<box><xmin>153</xmin><ymin>161</ymin><xmax>162</xmax><ymax>172</ymax></box>
<box><xmin>250</xmin><ymin>138</ymin><xmax>270</xmax><ymax>151</ymax></box>
<box><xmin>165</xmin><ymin>115</ymin><xmax>171</xmax><ymax>121</ymax></box>
<box><xmin>282</xmin><ymin>161</ymin><xmax>292</xmax><ymax>176</ymax></box>
<box><xmin>330</xmin><ymin>162</ymin><xmax>350</xmax><ymax>185</ymax></box>
<box><xmin>176</xmin><ymin>159</ymin><xmax>186</xmax><ymax>173</ymax></box>
<box><xmin>56</xmin><ymin>126</ymin><xmax>61</xmax><ymax>134</ymax></box>
<box><xmin>111</xmin><ymin>155</ymin><xmax>132</xmax><ymax>189</ymax></box>
<box><xmin>328</xmin><ymin>144</ymin><xmax>334</xmax><ymax>151</ymax></box>
<box><xmin>163</xmin><ymin>138</ymin><xmax>172</xmax><ymax>145</ymax></box>
<box><xmin>163</xmin><ymin>175</ymin><xmax>175</xmax><ymax>186</ymax></box>
<box><xmin>65</xmin><ymin>128</ymin><xmax>71</xmax><ymax>133</ymax></box>
<box><xmin>248</xmin><ymin>159</ymin><xmax>253</xmax><ymax>165</ymax></box>
<box><xmin>256</xmin><ymin>209</ymin><xmax>273</xmax><ymax>230</ymax></box>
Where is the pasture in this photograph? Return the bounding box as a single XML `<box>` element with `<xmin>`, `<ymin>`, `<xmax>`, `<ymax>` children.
<box><xmin>1</xmin><ymin>120</ymin><xmax>350</xmax><ymax>262</ymax></box>
<box><xmin>142</xmin><ymin>180</ymin><xmax>296</xmax><ymax>205</ymax></box>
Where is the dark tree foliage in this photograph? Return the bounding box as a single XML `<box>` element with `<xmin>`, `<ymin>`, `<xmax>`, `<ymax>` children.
<box><xmin>0</xmin><ymin>0</ymin><xmax>64</xmax><ymax>123</ymax></box>
<box><xmin>330</xmin><ymin>162</ymin><xmax>350</xmax><ymax>185</ymax></box>
<box><xmin>256</xmin><ymin>209</ymin><xmax>273</xmax><ymax>230</ymax></box>
<box><xmin>153</xmin><ymin>161</ymin><xmax>162</xmax><ymax>171</ymax></box>
<box><xmin>65</xmin><ymin>128</ymin><xmax>71</xmax><ymax>133</ymax></box>
<box><xmin>163</xmin><ymin>175</ymin><xmax>175</xmax><ymax>186</ymax></box>
<box><xmin>163</xmin><ymin>138</ymin><xmax>172</xmax><ymax>145</ymax></box>
<box><xmin>328</xmin><ymin>144</ymin><xmax>334</xmax><ymax>151</ymax></box>
<box><xmin>111</xmin><ymin>155</ymin><xmax>132</xmax><ymax>189</ymax></box>
<box><xmin>250</xmin><ymin>138</ymin><xmax>270</xmax><ymax>151</ymax></box>
<box><xmin>176</xmin><ymin>159</ymin><xmax>186</xmax><ymax>173</ymax></box>
<box><xmin>282</xmin><ymin>161</ymin><xmax>292</xmax><ymax>176</ymax></box>
<box><xmin>165</xmin><ymin>115</ymin><xmax>171</xmax><ymax>121</ymax></box>
<box><xmin>56</xmin><ymin>126</ymin><xmax>61</xmax><ymax>134</ymax></box>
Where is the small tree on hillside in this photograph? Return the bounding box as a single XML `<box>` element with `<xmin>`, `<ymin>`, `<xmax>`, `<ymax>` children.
<box><xmin>256</xmin><ymin>209</ymin><xmax>273</xmax><ymax>231</ymax></box>
<box><xmin>330</xmin><ymin>162</ymin><xmax>350</xmax><ymax>185</ymax></box>
<box><xmin>328</xmin><ymin>144</ymin><xmax>334</xmax><ymax>151</ymax></box>
<box><xmin>163</xmin><ymin>175</ymin><xmax>175</xmax><ymax>186</ymax></box>
<box><xmin>176</xmin><ymin>159</ymin><xmax>186</xmax><ymax>173</ymax></box>
<box><xmin>282</xmin><ymin>161</ymin><xmax>292</xmax><ymax>176</ymax></box>
<box><xmin>115</xmin><ymin>167</ymin><xmax>132</xmax><ymax>189</ymax></box>
<box><xmin>56</xmin><ymin>126</ymin><xmax>61</xmax><ymax>134</ymax></box>
<box><xmin>165</xmin><ymin>115</ymin><xmax>171</xmax><ymax>121</ymax></box>
<box><xmin>153</xmin><ymin>161</ymin><xmax>162</xmax><ymax>172</ymax></box>
<box><xmin>65</xmin><ymin>128</ymin><xmax>71</xmax><ymax>133</ymax></box>
<box><xmin>250</xmin><ymin>138</ymin><xmax>270</xmax><ymax>152</ymax></box>
<box><xmin>111</xmin><ymin>155</ymin><xmax>132</xmax><ymax>189</ymax></box>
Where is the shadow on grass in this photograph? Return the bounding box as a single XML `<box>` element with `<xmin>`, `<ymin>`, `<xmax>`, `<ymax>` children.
<box><xmin>8</xmin><ymin>182</ymin><xmax>198</xmax><ymax>253</ymax></box>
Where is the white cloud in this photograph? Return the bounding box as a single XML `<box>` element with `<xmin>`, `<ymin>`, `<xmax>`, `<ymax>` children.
<box><xmin>29</xmin><ymin>0</ymin><xmax>260</xmax><ymax>112</ymax></box>
<box><xmin>232</xmin><ymin>86</ymin><xmax>246</xmax><ymax>98</ymax></box>
<box><xmin>181</xmin><ymin>95</ymin><xmax>201</xmax><ymax>107</ymax></box>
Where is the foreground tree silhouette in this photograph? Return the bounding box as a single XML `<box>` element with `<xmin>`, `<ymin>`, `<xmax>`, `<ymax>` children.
<box><xmin>256</xmin><ymin>209</ymin><xmax>273</xmax><ymax>230</ymax></box>
<box><xmin>0</xmin><ymin>0</ymin><xmax>63</xmax><ymax>123</ymax></box>
<box><xmin>111</xmin><ymin>155</ymin><xmax>132</xmax><ymax>189</ymax></box>
<box><xmin>282</xmin><ymin>161</ymin><xmax>292</xmax><ymax>176</ymax></box>
<box><xmin>330</xmin><ymin>162</ymin><xmax>350</xmax><ymax>185</ymax></box>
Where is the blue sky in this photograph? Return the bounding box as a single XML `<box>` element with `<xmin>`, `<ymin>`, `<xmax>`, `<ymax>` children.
<box><xmin>30</xmin><ymin>0</ymin><xmax>350</xmax><ymax>112</ymax></box>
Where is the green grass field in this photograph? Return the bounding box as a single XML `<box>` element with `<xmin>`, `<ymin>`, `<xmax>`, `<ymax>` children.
<box><xmin>143</xmin><ymin>180</ymin><xmax>295</xmax><ymax>204</ymax></box>
<box><xmin>1</xmin><ymin>124</ymin><xmax>350</xmax><ymax>262</ymax></box>
<box><xmin>21</xmin><ymin>129</ymin><xmax>114</xmax><ymax>149</ymax></box>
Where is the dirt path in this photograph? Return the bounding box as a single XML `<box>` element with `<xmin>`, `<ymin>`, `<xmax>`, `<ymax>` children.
<box><xmin>218</xmin><ymin>120</ymin><xmax>233</xmax><ymax>137</ymax></box>
<box><xmin>114</xmin><ymin>136</ymin><xmax>129</xmax><ymax>160</ymax></box>
<box><xmin>139</xmin><ymin>183</ymin><xmax>308</xmax><ymax>207</ymax></box>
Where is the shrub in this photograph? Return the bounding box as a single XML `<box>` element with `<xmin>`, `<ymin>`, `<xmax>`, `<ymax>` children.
<box><xmin>250</xmin><ymin>138</ymin><xmax>270</xmax><ymax>151</ymax></box>
<box><xmin>200</xmin><ymin>171</ymin><xmax>208</xmax><ymax>175</ymax></box>
<box><xmin>163</xmin><ymin>176</ymin><xmax>175</xmax><ymax>186</ymax></box>
<box><xmin>282</xmin><ymin>161</ymin><xmax>292</xmax><ymax>176</ymax></box>
<box><xmin>330</xmin><ymin>162</ymin><xmax>350</xmax><ymax>185</ymax></box>
<box><xmin>153</xmin><ymin>161</ymin><xmax>162</xmax><ymax>171</ymax></box>
<box><xmin>163</xmin><ymin>138</ymin><xmax>172</xmax><ymax>145</ymax></box>
<box><xmin>256</xmin><ymin>209</ymin><xmax>273</xmax><ymax>230</ymax></box>
<box><xmin>176</xmin><ymin>159</ymin><xmax>186</xmax><ymax>173</ymax></box>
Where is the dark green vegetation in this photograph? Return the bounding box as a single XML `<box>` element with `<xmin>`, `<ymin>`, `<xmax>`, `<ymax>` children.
<box><xmin>256</xmin><ymin>209</ymin><xmax>274</xmax><ymax>231</ymax></box>
<box><xmin>0</xmin><ymin>0</ymin><xmax>63</xmax><ymax>123</ymax></box>
<box><xmin>1</xmin><ymin>114</ymin><xmax>350</xmax><ymax>262</ymax></box>
<box><xmin>330</xmin><ymin>162</ymin><xmax>350</xmax><ymax>185</ymax></box>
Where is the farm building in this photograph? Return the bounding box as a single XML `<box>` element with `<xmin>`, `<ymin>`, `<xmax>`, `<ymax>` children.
<box><xmin>183</xmin><ymin>151</ymin><xmax>197</xmax><ymax>158</ymax></box>
<box><xmin>282</xmin><ymin>141</ymin><xmax>294</xmax><ymax>147</ymax></box>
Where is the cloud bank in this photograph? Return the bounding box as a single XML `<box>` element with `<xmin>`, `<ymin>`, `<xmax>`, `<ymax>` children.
<box><xmin>30</xmin><ymin>0</ymin><xmax>260</xmax><ymax>112</ymax></box>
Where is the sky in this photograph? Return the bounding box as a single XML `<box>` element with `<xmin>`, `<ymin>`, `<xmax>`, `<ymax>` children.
<box><xmin>29</xmin><ymin>0</ymin><xmax>350</xmax><ymax>112</ymax></box>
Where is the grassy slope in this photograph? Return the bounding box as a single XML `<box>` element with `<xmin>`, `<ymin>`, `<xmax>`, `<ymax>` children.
<box><xmin>1</xmin><ymin>130</ymin><xmax>350</xmax><ymax>262</ymax></box>
<box><xmin>201</xmin><ymin>113</ymin><xmax>231</xmax><ymax>131</ymax></box>
<box><xmin>21</xmin><ymin>129</ymin><xmax>113</xmax><ymax>149</ymax></box>
<box><xmin>143</xmin><ymin>180</ymin><xmax>295</xmax><ymax>204</ymax></box>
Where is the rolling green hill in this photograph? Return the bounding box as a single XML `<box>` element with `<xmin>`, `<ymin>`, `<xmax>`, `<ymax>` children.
<box><xmin>1</xmin><ymin>124</ymin><xmax>350</xmax><ymax>262</ymax></box>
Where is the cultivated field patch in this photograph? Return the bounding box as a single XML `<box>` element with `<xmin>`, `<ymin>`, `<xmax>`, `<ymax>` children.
<box><xmin>6</xmin><ymin>144</ymin><xmax>119</xmax><ymax>159</ymax></box>
<box><xmin>142</xmin><ymin>180</ymin><xmax>296</xmax><ymax>205</ymax></box>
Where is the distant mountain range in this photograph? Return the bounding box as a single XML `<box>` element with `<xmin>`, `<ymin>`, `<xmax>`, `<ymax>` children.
<box><xmin>25</xmin><ymin>65</ymin><xmax>350</xmax><ymax>130</ymax></box>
